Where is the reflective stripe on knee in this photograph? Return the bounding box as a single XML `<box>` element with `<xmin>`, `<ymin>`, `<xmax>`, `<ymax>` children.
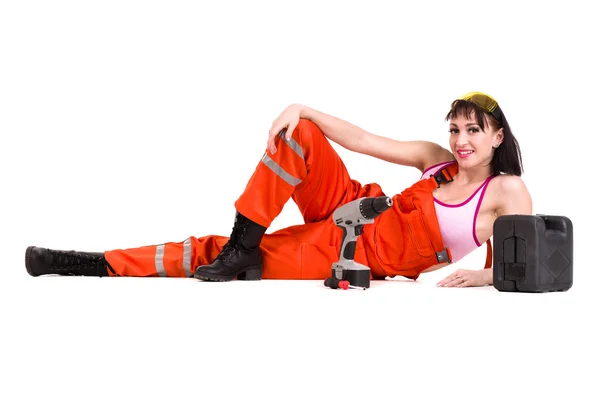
<box><xmin>155</xmin><ymin>244</ymin><xmax>167</xmax><ymax>277</ymax></box>
<box><xmin>261</xmin><ymin>153</ymin><xmax>302</xmax><ymax>186</ymax></box>
<box><xmin>182</xmin><ymin>237</ymin><xmax>192</xmax><ymax>277</ymax></box>
<box><xmin>278</xmin><ymin>130</ymin><xmax>304</xmax><ymax>159</ymax></box>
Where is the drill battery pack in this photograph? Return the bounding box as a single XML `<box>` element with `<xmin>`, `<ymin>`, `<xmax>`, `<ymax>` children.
<box><xmin>330</xmin><ymin>267</ymin><xmax>371</xmax><ymax>289</ymax></box>
<box><xmin>493</xmin><ymin>214</ymin><xmax>573</xmax><ymax>293</ymax></box>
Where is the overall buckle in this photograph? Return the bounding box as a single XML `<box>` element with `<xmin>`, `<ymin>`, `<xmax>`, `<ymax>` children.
<box><xmin>431</xmin><ymin>168</ymin><xmax>454</xmax><ymax>188</ymax></box>
<box><xmin>436</xmin><ymin>248</ymin><xmax>452</xmax><ymax>263</ymax></box>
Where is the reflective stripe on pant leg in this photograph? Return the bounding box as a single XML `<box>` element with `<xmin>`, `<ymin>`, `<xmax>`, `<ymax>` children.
<box><xmin>235</xmin><ymin>121</ymin><xmax>311</xmax><ymax>228</ymax></box>
<box><xmin>260</xmin><ymin>153</ymin><xmax>302</xmax><ymax>186</ymax></box>
<box><xmin>155</xmin><ymin>244</ymin><xmax>167</xmax><ymax>277</ymax></box>
<box><xmin>160</xmin><ymin>239</ymin><xmax>194</xmax><ymax>277</ymax></box>
<box><xmin>279</xmin><ymin>130</ymin><xmax>304</xmax><ymax>159</ymax></box>
<box><xmin>182</xmin><ymin>237</ymin><xmax>192</xmax><ymax>277</ymax></box>
<box><xmin>258</xmin><ymin>132</ymin><xmax>305</xmax><ymax>185</ymax></box>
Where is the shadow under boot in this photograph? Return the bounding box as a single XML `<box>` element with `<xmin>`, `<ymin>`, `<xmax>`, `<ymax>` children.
<box><xmin>194</xmin><ymin>212</ymin><xmax>267</xmax><ymax>282</ymax></box>
<box><xmin>25</xmin><ymin>246</ymin><xmax>113</xmax><ymax>277</ymax></box>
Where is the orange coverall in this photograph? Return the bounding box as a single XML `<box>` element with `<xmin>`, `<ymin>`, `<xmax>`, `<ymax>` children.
<box><xmin>104</xmin><ymin>119</ymin><xmax>481</xmax><ymax>280</ymax></box>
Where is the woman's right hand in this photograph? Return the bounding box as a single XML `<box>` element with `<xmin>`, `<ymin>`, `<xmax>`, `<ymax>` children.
<box><xmin>267</xmin><ymin>104</ymin><xmax>305</xmax><ymax>154</ymax></box>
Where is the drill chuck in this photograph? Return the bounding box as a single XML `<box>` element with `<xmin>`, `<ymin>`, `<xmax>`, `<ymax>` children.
<box><xmin>360</xmin><ymin>196</ymin><xmax>393</xmax><ymax>219</ymax></box>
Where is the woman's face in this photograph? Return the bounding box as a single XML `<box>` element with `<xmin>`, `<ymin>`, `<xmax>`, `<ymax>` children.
<box><xmin>448</xmin><ymin>113</ymin><xmax>503</xmax><ymax>168</ymax></box>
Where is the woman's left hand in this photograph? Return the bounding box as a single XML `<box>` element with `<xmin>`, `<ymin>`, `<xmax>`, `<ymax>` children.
<box><xmin>437</xmin><ymin>268</ymin><xmax>492</xmax><ymax>288</ymax></box>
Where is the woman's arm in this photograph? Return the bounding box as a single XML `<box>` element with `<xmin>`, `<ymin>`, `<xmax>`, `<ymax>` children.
<box><xmin>299</xmin><ymin>106</ymin><xmax>368</xmax><ymax>153</ymax></box>
<box><xmin>437</xmin><ymin>175</ymin><xmax>533</xmax><ymax>288</ymax></box>
<box><xmin>301</xmin><ymin>105</ymin><xmax>454</xmax><ymax>172</ymax></box>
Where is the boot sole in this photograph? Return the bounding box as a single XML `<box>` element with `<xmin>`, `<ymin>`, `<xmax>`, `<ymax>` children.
<box><xmin>194</xmin><ymin>266</ymin><xmax>262</xmax><ymax>282</ymax></box>
<box><xmin>25</xmin><ymin>246</ymin><xmax>39</xmax><ymax>277</ymax></box>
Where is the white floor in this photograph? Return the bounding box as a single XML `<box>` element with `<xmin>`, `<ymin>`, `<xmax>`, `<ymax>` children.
<box><xmin>2</xmin><ymin>253</ymin><xmax>596</xmax><ymax>400</ymax></box>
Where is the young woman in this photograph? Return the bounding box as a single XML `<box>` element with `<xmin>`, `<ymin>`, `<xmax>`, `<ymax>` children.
<box><xmin>25</xmin><ymin>92</ymin><xmax>532</xmax><ymax>288</ymax></box>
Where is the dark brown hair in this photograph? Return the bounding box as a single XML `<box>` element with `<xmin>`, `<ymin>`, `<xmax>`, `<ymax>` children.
<box><xmin>446</xmin><ymin>99</ymin><xmax>523</xmax><ymax>176</ymax></box>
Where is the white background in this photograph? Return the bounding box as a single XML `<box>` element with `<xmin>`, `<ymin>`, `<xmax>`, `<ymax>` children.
<box><xmin>1</xmin><ymin>1</ymin><xmax>598</xmax><ymax>399</ymax></box>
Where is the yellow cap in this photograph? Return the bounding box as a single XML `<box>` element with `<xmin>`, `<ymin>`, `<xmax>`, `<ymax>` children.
<box><xmin>460</xmin><ymin>92</ymin><xmax>498</xmax><ymax>113</ymax></box>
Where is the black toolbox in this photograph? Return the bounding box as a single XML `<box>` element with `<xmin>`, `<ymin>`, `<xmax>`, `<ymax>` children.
<box><xmin>493</xmin><ymin>214</ymin><xmax>573</xmax><ymax>292</ymax></box>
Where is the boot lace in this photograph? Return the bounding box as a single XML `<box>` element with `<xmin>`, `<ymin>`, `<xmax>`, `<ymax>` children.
<box><xmin>49</xmin><ymin>250</ymin><xmax>103</xmax><ymax>274</ymax></box>
<box><xmin>216</xmin><ymin>218</ymin><xmax>249</xmax><ymax>261</ymax></box>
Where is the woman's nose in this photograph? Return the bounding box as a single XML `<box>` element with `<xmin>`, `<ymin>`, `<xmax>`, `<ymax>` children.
<box><xmin>456</xmin><ymin>131</ymin><xmax>469</xmax><ymax>145</ymax></box>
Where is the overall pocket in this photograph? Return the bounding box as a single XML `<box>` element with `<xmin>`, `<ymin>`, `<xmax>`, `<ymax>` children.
<box><xmin>374</xmin><ymin>209</ymin><xmax>434</xmax><ymax>267</ymax></box>
<box><xmin>406</xmin><ymin>209</ymin><xmax>435</xmax><ymax>258</ymax></box>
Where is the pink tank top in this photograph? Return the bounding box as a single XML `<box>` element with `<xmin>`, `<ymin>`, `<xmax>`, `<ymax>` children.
<box><xmin>420</xmin><ymin>161</ymin><xmax>495</xmax><ymax>262</ymax></box>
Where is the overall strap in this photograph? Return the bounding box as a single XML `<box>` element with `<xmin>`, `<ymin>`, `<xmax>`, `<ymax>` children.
<box><xmin>430</xmin><ymin>162</ymin><xmax>458</xmax><ymax>188</ymax></box>
<box><xmin>484</xmin><ymin>239</ymin><xmax>492</xmax><ymax>269</ymax></box>
<box><xmin>430</xmin><ymin>162</ymin><xmax>493</xmax><ymax>270</ymax></box>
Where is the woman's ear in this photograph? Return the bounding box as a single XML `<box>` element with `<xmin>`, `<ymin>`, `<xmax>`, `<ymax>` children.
<box><xmin>494</xmin><ymin>128</ymin><xmax>504</xmax><ymax>148</ymax></box>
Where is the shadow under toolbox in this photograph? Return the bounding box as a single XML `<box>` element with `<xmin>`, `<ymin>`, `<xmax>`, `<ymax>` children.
<box><xmin>493</xmin><ymin>214</ymin><xmax>573</xmax><ymax>293</ymax></box>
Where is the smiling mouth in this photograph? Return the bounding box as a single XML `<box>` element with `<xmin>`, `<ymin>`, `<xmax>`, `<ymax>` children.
<box><xmin>457</xmin><ymin>150</ymin><xmax>474</xmax><ymax>158</ymax></box>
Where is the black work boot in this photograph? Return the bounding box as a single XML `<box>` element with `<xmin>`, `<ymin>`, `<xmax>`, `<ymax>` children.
<box><xmin>25</xmin><ymin>246</ymin><xmax>113</xmax><ymax>277</ymax></box>
<box><xmin>194</xmin><ymin>212</ymin><xmax>267</xmax><ymax>282</ymax></box>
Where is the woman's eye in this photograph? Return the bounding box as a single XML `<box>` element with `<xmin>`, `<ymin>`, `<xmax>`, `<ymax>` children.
<box><xmin>449</xmin><ymin>129</ymin><xmax>458</xmax><ymax>134</ymax></box>
<box><xmin>468</xmin><ymin>127</ymin><xmax>480</xmax><ymax>133</ymax></box>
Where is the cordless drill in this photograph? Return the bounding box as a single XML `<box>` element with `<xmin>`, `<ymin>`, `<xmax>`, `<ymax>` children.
<box><xmin>324</xmin><ymin>196</ymin><xmax>393</xmax><ymax>290</ymax></box>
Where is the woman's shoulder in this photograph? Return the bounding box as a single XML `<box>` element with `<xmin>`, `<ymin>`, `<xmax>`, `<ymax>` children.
<box><xmin>489</xmin><ymin>174</ymin><xmax>528</xmax><ymax>193</ymax></box>
<box><xmin>487</xmin><ymin>174</ymin><xmax>532</xmax><ymax>215</ymax></box>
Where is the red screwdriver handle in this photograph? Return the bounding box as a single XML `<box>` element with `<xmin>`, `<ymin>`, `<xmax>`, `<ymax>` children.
<box><xmin>338</xmin><ymin>280</ymin><xmax>349</xmax><ymax>290</ymax></box>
